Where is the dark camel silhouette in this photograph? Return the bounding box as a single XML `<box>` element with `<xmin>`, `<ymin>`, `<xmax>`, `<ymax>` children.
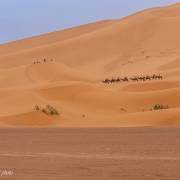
<box><xmin>102</xmin><ymin>74</ymin><xmax>163</xmax><ymax>85</ymax></box>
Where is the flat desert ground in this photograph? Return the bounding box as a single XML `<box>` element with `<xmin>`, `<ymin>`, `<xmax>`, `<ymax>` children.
<box><xmin>1</xmin><ymin>2</ymin><xmax>180</xmax><ymax>180</ymax></box>
<box><xmin>0</xmin><ymin>128</ymin><xmax>180</xmax><ymax>180</ymax></box>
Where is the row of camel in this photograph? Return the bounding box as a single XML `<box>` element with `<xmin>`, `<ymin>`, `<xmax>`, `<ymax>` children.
<box><xmin>33</xmin><ymin>58</ymin><xmax>54</xmax><ymax>64</ymax></box>
<box><xmin>102</xmin><ymin>74</ymin><xmax>163</xmax><ymax>84</ymax></box>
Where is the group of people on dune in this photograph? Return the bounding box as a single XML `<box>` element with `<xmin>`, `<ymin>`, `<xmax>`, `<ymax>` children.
<box><xmin>102</xmin><ymin>74</ymin><xmax>163</xmax><ymax>84</ymax></box>
<box><xmin>33</xmin><ymin>58</ymin><xmax>54</xmax><ymax>64</ymax></box>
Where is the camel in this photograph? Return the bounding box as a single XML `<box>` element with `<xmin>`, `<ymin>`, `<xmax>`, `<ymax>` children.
<box><xmin>103</xmin><ymin>78</ymin><xmax>110</xmax><ymax>84</ymax></box>
<box><xmin>145</xmin><ymin>75</ymin><xmax>151</xmax><ymax>80</ymax></box>
<box><xmin>121</xmin><ymin>77</ymin><xmax>129</xmax><ymax>82</ymax></box>
<box><xmin>130</xmin><ymin>77</ymin><xmax>139</xmax><ymax>82</ymax></box>
<box><xmin>110</xmin><ymin>78</ymin><xmax>116</xmax><ymax>83</ymax></box>
<box><xmin>157</xmin><ymin>74</ymin><xmax>163</xmax><ymax>80</ymax></box>
<box><xmin>116</xmin><ymin>77</ymin><xmax>121</xmax><ymax>82</ymax></box>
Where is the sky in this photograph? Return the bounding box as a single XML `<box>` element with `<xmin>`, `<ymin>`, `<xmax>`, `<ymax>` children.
<box><xmin>0</xmin><ymin>0</ymin><xmax>179</xmax><ymax>44</ymax></box>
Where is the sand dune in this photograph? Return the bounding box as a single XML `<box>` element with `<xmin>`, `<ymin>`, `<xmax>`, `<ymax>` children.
<box><xmin>0</xmin><ymin>111</ymin><xmax>59</xmax><ymax>127</ymax></box>
<box><xmin>122</xmin><ymin>81</ymin><xmax>180</xmax><ymax>92</ymax></box>
<box><xmin>0</xmin><ymin>3</ymin><xmax>180</xmax><ymax>127</ymax></box>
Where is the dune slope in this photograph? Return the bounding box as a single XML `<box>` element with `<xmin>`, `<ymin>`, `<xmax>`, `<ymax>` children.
<box><xmin>0</xmin><ymin>3</ymin><xmax>180</xmax><ymax>127</ymax></box>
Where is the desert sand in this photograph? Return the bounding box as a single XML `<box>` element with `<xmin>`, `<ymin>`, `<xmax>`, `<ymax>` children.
<box><xmin>1</xmin><ymin>3</ymin><xmax>180</xmax><ymax>127</ymax></box>
<box><xmin>1</xmin><ymin>127</ymin><xmax>180</xmax><ymax>179</ymax></box>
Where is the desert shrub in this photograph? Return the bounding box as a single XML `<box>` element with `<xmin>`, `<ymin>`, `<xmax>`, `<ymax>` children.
<box><xmin>35</xmin><ymin>104</ymin><xmax>59</xmax><ymax>116</ymax></box>
<box><xmin>42</xmin><ymin>108</ymin><xmax>48</xmax><ymax>115</ymax></box>
<box><xmin>35</xmin><ymin>105</ymin><xmax>40</xmax><ymax>111</ymax></box>
<box><xmin>46</xmin><ymin>105</ymin><xmax>59</xmax><ymax>115</ymax></box>
<box><xmin>152</xmin><ymin>104</ymin><xmax>169</xmax><ymax>111</ymax></box>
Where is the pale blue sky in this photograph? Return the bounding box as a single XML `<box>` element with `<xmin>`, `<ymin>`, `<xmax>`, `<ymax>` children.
<box><xmin>0</xmin><ymin>0</ymin><xmax>179</xmax><ymax>44</ymax></box>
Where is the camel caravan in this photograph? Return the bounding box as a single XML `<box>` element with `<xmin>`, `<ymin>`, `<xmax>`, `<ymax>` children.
<box><xmin>102</xmin><ymin>74</ymin><xmax>163</xmax><ymax>84</ymax></box>
<box><xmin>33</xmin><ymin>58</ymin><xmax>54</xmax><ymax>64</ymax></box>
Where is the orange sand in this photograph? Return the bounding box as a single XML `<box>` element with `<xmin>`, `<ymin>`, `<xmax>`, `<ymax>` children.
<box><xmin>0</xmin><ymin>3</ymin><xmax>180</xmax><ymax>127</ymax></box>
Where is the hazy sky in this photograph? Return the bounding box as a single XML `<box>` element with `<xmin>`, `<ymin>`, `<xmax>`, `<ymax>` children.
<box><xmin>0</xmin><ymin>0</ymin><xmax>179</xmax><ymax>44</ymax></box>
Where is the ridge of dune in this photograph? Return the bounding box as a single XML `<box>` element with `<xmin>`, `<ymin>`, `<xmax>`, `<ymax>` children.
<box><xmin>151</xmin><ymin>2</ymin><xmax>180</xmax><ymax>17</ymax></box>
<box><xmin>0</xmin><ymin>20</ymin><xmax>116</xmax><ymax>56</ymax></box>
<box><xmin>1</xmin><ymin>2</ymin><xmax>180</xmax><ymax>127</ymax></box>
